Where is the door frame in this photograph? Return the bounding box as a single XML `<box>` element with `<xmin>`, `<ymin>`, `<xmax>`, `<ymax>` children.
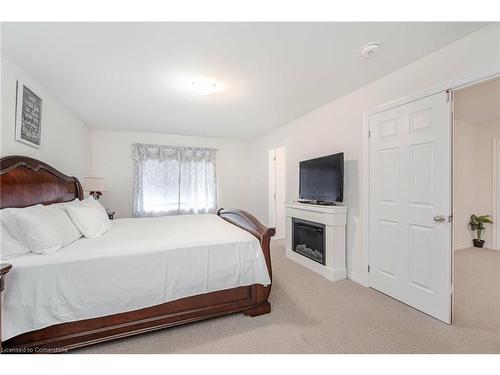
<box><xmin>269</xmin><ymin>145</ymin><xmax>286</xmax><ymax>239</ymax></box>
<box><xmin>361</xmin><ymin>65</ymin><xmax>500</xmax><ymax>297</ymax></box>
<box><xmin>269</xmin><ymin>148</ymin><xmax>277</xmax><ymax>228</ymax></box>
<box><xmin>492</xmin><ymin>137</ymin><xmax>500</xmax><ymax>250</ymax></box>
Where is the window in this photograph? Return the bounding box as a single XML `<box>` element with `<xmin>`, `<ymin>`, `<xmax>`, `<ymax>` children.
<box><xmin>132</xmin><ymin>143</ymin><xmax>217</xmax><ymax>217</ymax></box>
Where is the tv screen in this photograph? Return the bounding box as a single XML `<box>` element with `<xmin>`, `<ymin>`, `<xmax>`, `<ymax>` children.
<box><xmin>299</xmin><ymin>152</ymin><xmax>344</xmax><ymax>203</ymax></box>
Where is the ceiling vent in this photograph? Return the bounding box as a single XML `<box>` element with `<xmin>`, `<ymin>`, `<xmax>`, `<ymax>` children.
<box><xmin>361</xmin><ymin>42</ymin><xmax>382</xmax><ymax>58</ymax></box>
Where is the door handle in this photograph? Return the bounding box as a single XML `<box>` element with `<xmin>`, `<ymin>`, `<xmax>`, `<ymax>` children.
<box><xmin>433</xmin><ymin>215</ymin><xmax>446</xmax><ymax>223</ymax></box>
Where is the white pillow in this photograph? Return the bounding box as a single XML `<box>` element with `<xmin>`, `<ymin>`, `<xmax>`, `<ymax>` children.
<box><xmin>2</xmin><ymin>205</ymin><xmax>82</xmax><ymax>254</ymax></box>
<box><xmin>50</xmin><ymin>198</ymin><xmax>81</xmax><ymax>209</ymax></box>
<box><xmin>0</xmin><ymin>204</ymin><xmax>44</xmax><ymax>234</ymax></box>
<box><xmin>66</xmin><ymin>198</ymin><xmax>111</xmax><ymax>238</ymax></box>
<box><xmin>1</xmin><ymin>224</ymin><xmax>31</xmax><ymax>259</ymax></box>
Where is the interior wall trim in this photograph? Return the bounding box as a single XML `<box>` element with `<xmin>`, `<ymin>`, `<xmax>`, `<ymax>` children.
<box><xmin>347</xmin><ymin>272</ymin><xmax>368</xmax><ymax>287</ymax></box>
<box><xmin>492</xmin><ymin>137</ymin><xmax>499</xmax><ymax>250</ymax></box>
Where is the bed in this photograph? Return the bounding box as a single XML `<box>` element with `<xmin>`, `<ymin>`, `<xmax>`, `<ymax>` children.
<box><xmin>0</xmin><ymin>155</ymin><xmax>274</xmax><ymax>352</ymax></box>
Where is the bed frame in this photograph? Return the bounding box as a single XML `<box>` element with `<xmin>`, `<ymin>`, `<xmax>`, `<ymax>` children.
<box><xmin>0</xmin><ymin>155</ymin><xmax>274</xmax><ymax>352</ymax></box>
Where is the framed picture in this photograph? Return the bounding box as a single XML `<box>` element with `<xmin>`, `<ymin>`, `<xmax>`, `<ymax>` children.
<box><xmin>15</xmin><ymin>80</ymin><xmax>43</xmax><ymax>148</ymax></box>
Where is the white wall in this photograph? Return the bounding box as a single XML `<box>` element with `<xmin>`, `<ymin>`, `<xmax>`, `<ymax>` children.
<box><xmin>453</xmin><ymin>120</ymin><xmax>478</xmax><ymax>250</ymax></box>
<box><xmin>249</xmin><ymin>24</ymin><xmax>500</xmax><ymax>282</ymax></box>
<box><xmin>1</xmin><ymin>57</ymin><xmax>91</xmax><ymax>181</ymax></box>
<box><xmin>91</xmin><ymin>129</ymin><xmax>251</xmax><ymax>218</ymax></box>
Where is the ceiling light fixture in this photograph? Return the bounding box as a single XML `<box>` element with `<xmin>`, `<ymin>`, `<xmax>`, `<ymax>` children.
<box><xmin>361</xmin><ymin>42</ymin><xmax>382</xmax><ymax>58</ymax></box>
<box><xmin>189</xmin><ymin>77</ymin><xmax>225</xmax><ymax>95</ymax></box>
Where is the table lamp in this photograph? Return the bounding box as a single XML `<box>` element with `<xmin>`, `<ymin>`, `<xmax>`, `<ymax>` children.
<box><xmin>83</xmin><ymin>177</ymin><xmax>106</xmax><ymax>200</ymax></box>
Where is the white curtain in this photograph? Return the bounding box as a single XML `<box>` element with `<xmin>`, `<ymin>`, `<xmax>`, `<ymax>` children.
<box><xmin>132</xmin><ymin>143</ymin><xmax>217</xmax><ymax>217</ymax></box>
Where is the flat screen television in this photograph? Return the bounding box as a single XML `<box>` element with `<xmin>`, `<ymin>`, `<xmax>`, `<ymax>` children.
<box><xmin>299</xmin><ymin>152</ymin><xmax>344</xmax><ymax>204</ymax></box>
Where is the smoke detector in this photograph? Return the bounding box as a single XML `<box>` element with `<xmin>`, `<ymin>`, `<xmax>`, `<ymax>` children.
<box><xmin>361</xmin><ymin>42</ymin><xmax>382</xmax><ymax>58</ymax></box>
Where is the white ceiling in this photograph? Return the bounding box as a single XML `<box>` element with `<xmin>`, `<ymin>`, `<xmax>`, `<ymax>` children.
<box><xmin>1</xmin><ymin>22</ymin><xmax>489</xmax><ymax>140</ymax></box>
<box><xmin>454</xmin><ymin>77</ymin><xmax>500</xmax><ymax>124</ymax></box>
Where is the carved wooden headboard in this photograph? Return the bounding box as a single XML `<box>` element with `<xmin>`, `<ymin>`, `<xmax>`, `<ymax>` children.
<box><xmin>0</xmin><ymin>156</ymin><xmax>83</xmax><ymax>209</ymax></box>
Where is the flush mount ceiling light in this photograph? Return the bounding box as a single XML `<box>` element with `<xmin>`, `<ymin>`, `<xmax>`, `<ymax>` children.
<box><xmin>189</xmin><ymin>77</ymin><xmax>225</xmax><ymax>95</ymax></box>
<box><xmin>361</xmin><ymin>42</ymin><xmax>382</xmax><ymax>58</ymax></box>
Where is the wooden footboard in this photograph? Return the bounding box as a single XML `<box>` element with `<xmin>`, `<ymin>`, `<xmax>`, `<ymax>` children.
<box><xmin>217</xmin><ymin>208</ymin><xmax>275</xmax><ymax>280</ymax></box>
<box><xmin>1</xmin><ymin>207</ymin><xmax>275</xmax><ymax>353</ymax></box>
<box><xmin>217</xmin><ymin>208</ymin><xmax>275</xmax><ymax>315</ymax></box>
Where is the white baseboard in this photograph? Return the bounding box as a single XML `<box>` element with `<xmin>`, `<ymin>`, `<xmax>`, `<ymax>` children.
<box><xmin>347</xmin><ymin>272</ymin><xmax>368</xmax><ymax>287</ymax></box>
<box><xmin>454</xmin><ymin>241</ymin><xmax>500</xmax><ymax>251</ymax></box>
<box><xmin>454</xmin><ymin>241</ymin><xmax>472</xmax><ymax>251</ymax></box>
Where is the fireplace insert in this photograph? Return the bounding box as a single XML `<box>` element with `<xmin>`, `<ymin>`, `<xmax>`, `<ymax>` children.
<box><xmin>292</xmin><ymin>218</ymin><xmax>325</xmax><ymax>265</ymax></box>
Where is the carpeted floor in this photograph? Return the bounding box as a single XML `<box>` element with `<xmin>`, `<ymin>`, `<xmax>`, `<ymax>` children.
<box><xmin>76</xmin><ymin>243</ymin><xmax>500</xmax><ymax>354</ymax></box>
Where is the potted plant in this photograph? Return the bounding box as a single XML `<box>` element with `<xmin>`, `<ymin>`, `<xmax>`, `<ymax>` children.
<box><xmin>469</xmin><ymin>214</ymin><xmax>493</xmax><ymax>248</ymax></box>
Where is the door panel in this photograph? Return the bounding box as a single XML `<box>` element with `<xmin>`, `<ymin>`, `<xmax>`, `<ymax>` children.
<box><xmin>380</xmin><ymin>148</ymin><xmax>397</xmax><ymax>203</ymax></box>
<box><xmin>378</xmin><ymin>220</ymin><xmax>398</xmax><ymax>278</ymax></box>
<box><xmin>409</xmin><ymin>142</ymin><xmax>433</xmax><ymax>206</ymax></box>
<box><xmin>408</xmin><ymin>224</ymin><xmax>433</xmax><ymax>292</ymax></box>
<box><xmin>369</xmin><ymin>92</ymin><xmax>452</xmax><ymax>323</ymax></box>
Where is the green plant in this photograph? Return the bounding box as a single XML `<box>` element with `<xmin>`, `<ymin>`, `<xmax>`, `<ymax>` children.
<box><xmin>469</xmin><ymin>214</ymin><xmax>493</xmax><ymax>240</ymax></box>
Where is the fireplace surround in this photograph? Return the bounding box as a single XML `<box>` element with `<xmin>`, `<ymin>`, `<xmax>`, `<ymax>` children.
<box><xmin>285</xmin><ymin>201</ymin><xmax>347</xmax><ymax>281</ymax></box>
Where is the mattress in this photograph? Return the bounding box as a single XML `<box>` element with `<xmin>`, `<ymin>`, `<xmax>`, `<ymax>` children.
<box><xmin>2</xmin><ymin>214</ymin><xmax>271</xmax><ymax>340</ymax></box>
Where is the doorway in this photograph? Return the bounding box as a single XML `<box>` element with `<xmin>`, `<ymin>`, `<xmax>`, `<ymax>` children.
<box><xmin>453</xmin><ymin>77</ymin><xmax>500</xmax><ymax>251</ymax></box>
<box><xmin>452</xmin><ymin>77</ymin><xmax>500</xmax><ymax>333</ymax></box>
<box><xmin>365</xmin><ymin>69</ymin><xmax>500</xmax><ymax>326</ymax></box>
<box><xmin>269</xmin><ymin>146</ymin><xmax>286</xmax><ymax>239</ymax></box>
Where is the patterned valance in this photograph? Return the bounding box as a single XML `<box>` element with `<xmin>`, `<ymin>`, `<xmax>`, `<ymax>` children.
<box><xmin>132</xmin><ymin>143</ymin><xmax>217</xmax><ymax>163</ymax></box>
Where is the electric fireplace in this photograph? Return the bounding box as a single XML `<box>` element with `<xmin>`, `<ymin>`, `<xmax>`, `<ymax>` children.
<box><xmin>292</xmin><ymin>218</ymin><xmax>325</xmax><ymax>265</ymax></box>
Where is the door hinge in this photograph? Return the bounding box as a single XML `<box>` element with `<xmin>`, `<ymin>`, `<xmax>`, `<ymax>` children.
<box><xmin>368</xmin><ymin>265</ymin><xmax>370</xmax><ymax>273</ymax></box>
<box><xmin>448</xmin><ymin>215</ymin><xmax>453</xmax><ymax>223</ymax></box>
<box><xmin>446</xmin><ymin>90</ymin><xmax>452</xmax><ymax>103</ymax></box>
<box><xmin>368</xmin><ymin>130</ymin><xmax>371</xmax><ymax>138</ymax></box>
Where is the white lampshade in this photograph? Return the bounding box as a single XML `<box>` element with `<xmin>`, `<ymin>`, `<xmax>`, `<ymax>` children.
<box><xmin>83</xmin><ymin>177</ymin><xmax>106</xmax><ymax>192</ymax></box>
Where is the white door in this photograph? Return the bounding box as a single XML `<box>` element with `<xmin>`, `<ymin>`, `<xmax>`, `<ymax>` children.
<box><xmin>269</xmin><ymin>146</ymin><xmax>286</xmax><ymax>239</ymax></box>
<box><xmin>369</xmin><ymin>91</ymin><xmax>452</xmax><ymax>323</ymax></box>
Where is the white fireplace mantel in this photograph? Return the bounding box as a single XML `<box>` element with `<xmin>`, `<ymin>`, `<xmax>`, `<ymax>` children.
<box><xmin>285</xmin><ymin>201</ymin><xmax>348</xmax><ymax>281</ymax></box>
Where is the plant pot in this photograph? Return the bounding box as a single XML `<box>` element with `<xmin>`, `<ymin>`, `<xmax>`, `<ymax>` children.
<box><xmin>473</xmin><ymin>239</ymin><xmax>485</xmax><ymax>248</ymax></box>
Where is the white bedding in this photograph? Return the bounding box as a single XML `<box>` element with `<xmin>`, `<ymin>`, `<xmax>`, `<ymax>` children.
<box><xmin>2</xmin><ymin>214</ymin><xmax>271</xmax><ymax>340</ymax></box>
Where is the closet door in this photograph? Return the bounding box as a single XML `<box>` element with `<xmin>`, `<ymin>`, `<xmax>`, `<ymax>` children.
<box><xmin>369</xmin><ymin>91</ymin><xmax>452</xmax><ymax>323</ymax></box>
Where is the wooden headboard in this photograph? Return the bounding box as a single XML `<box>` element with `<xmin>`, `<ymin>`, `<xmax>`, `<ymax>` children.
<box><xmin>0</xmin><ymin>156</ymin><xmax>83</xmax><ymax>209</ymax></box>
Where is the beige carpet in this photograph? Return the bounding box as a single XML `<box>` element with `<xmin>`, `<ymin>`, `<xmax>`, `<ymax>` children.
<box><xmin>76</xmin><ymin>243</ymin><xmax>500</xmax><ymax>354</ymax></box>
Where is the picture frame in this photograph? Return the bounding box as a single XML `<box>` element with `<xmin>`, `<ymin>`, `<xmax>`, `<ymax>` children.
<box><xmin>15</xmin><ymin>80</ymin><xmax>43</xmax><ymax>148</ymax></box>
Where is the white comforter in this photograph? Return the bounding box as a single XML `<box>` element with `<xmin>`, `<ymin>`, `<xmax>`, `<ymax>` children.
<box><xmin>2</xmin><ymin>214</ymin><xmax>271</xmax><ymax>340</ymax></box>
